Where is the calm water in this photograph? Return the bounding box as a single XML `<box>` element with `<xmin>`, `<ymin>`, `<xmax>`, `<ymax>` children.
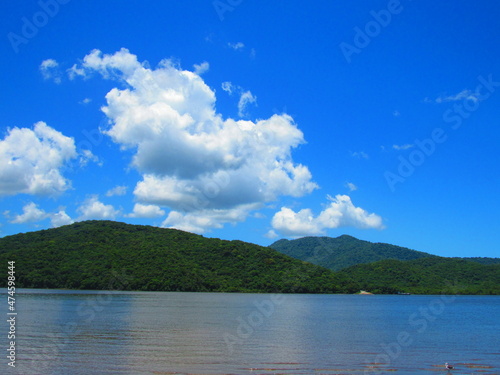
<box><xmin>1</xmin><ymin>290</ymin><xmax>499</xmax><ymax>374</ymax></box>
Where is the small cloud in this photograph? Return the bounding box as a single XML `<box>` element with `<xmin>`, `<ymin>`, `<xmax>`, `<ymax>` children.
<box><xmin>350</xmin><ymin>151</ymin><xmax>369</xmax><ymax>160</ymax></box>
<box><xmin>67</xmin><ymin>64</ymin><xmax>86</xmax><ymax>80</ymax></box>
<box><xmin>10</xmin><ymin>202</ymin><xmax>48</xmax><ymax>224</ymax></box>
<box><xmin>77</xmin><ymin>195</ymin><xmax>120</xmax><ymax>220</ymax></box>
<box><xmin>80</xmin><ymin>98</ymin><xmax>92</xmax><ymax>105</ymax></box>
<box><xmin>79</xmin><ymin>149</ymin><xmax>101</xmax><ymax>167</ymax></box>
<box><xmin>193</xmin><ymin>61</ymin><xmax>209</xmax><ymax>75</ymax></box>
<box><xmin>221</xmin><ymin>81</ymin><xmax>234</xmax><ymax>95</ymax></box>
<box><xmin>40</xmin><ymin>59</ymin><xmax>62</xmax><ymax>84</ymax></box>
<box><xmin>392</xmin><ymin>144</ymin><xmax>414</xmax><ymax>151</ymax></box>
<box><xmin>431</xmin><ymin>89</ymin><xmax>481</xmax><ymax>104</ymax></box>
<box><xmin>127</xmin><ymin>203</ymin><xmax>165</xmax><ymax>218</ymax></box>
<box><xmin>50</xmin><ymin>210</ymin><xmax>74</xmax><ymax>227</ymax></box>
<box><xmin>393</xmin><ymin>110</ymin><xmax>401</xmax><ymax>117</ymax></box>
<box><xmin>346</xmin><ymin>182</ymin><xmax>358</xmax><ymax>192</ymax></box>
<box><xmin>228</xmin><ymin>42</ymin><xmax>245</xmax><ymax>51</ymax></box>
<box><xmin>106</xmin><ymin>185</ymin><xmax>128</xmax><ymax>197</ymax></box>
<box><xmin>221</xmin><ymin>82</ymin><xmax>257</xmax><ymax>117</ymax></box>
<box><xmin>265</xmin><ymin>229</ymin><xmax>279</xmax><ymax>239</ymax></box>
<box><xmin>238</xmin><ymin>90</ymin><xmax>257</xmax><ymax>118</ymax></box>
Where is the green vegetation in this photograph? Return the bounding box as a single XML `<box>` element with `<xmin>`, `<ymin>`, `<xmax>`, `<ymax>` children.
<box><xmin>270</xmin><ymin>235</ymin><xmax>500</xmax><ymax>271</ymax></box>
<box><xmin>269</xmin><ymin>235</ymin><xmax>433</xmax><ymax>271</ymax></box>
<box><xmin>0</xmin><ymin>221</ymin><xmax>356</xmax><ymax>293</ymax></box>
<box><xmin>338</xmin><ymin>257</ymin><xmax>500</xmax><ymax>295</ymax></box>
<box><xmin>0</xmin><ymin>221</ymin><xmax>497</xmax><ymax>294</ymax></box>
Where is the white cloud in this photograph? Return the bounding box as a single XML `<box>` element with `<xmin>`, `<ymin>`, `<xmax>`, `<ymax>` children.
<box><xmin>79</xmin><ymin>149</ymin><xmax>101</xmax><ymax>167</ymax></box>
<box><xmin>222</xmin><ymin>81</ymin><xmax>234</xmax><ymax>94</ymax></box>
<box><xmin>193</xmin><ymin>61</ymin><xmax>209</xmax><ymax>75</ymax></box>
<box><xmin>106</xmin><ymin>185</ymin><xmax>128</xmax><ymax>197</ymax></box>
<box><xmin>228</xmin><ymin>42</ymin><xmax>245</xmax><ymax>51</ymax></box>
<box><xmin>127</xmin><ymin>203</ymin><xmax>165</xmax><ymax>218</ymax></box>
<box><xmin>10</xmin><ymin>203</ymin><xmax>74</xmax><ymax>227</ymax></box>
<box><xmin>77</xmin><ymin>196</ymin><xmax>120</xmax><ymax>220</ymax></box>
<box><xmin>67</xmin><ymin>64</ymin><xmax>86</xmax><ymax>80</ymax></box>
<box><xmin>221</xmin><ymin>82</ymin><xmax>257</xmax><ymax>117</ymax></box>
<box><xmin>162</xmin><ymin>204</ymin><xmax>257</xmax><ymax>234</ymax></box>
<box><xmin>0</xmin><ymin>122</ymin><xmax>77</xmax><ymax>197</ymax></box>
<box><xmin>40</xmin><ymin>59</ymin><xmax>62</xmax><ymax>84</ymax></box>
<box><xmin>50</xmin><ymin>210</ymin><xmax>74</xmax><ymax>227</ymax></box>
<box><xmin>393</xmin><ymin>110</ymin><xmax>401</xmax><ymax>117</ymax></box>
<box><xmin>432</xmin><ymin>89</ymin><xmax>481</xmax><ymax>104</ymax></box>
<box><xmin>392</xmin><ymin>144</ymin><xmax>414</xmax><ymax>151</ymax></box>
<box><xmin>346</xmin><ymin>182</ymin><xmax>358</xmax><ymax>191</ymax></box>
<box><xmin>10</xmin><ymin>202</ymin><xmax>48</xmax><ymax>224</ymax></box>
<box><xmin>238</xmin><ymin>90</ymin><xmax>257</xmax><ymax>117</ymax></box>
<box><xmin>271</xmin><ymin>194</ymin><xmax>385</xmax><ymax>237</ymax></box>
<box><xmin>71</xmin><ymin>49</ymin><xmax>317</xmax><ymax>233</ymax></box>
<box><xmin>264</xmin><ymin>229</ymin><xmax>279</xmax><ymax>239</ymax></box>
<box><xmin>80</xmin><ymin>98</ymin><xmax>92</xmax><ymax>105</ymax></box>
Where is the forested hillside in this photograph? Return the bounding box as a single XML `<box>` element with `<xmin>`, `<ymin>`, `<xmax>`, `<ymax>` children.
<box><xmin>0</xmin><ymin>221</ymin><xmax>356</xmax><ymax>293</ymax></box>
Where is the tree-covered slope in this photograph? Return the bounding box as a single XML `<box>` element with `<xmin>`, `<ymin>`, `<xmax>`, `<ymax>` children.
<box><xmin>0</xmin><ymin>221</ymin><xmax>357</xmax><ymax>293</ymax></box>
<box><xmin>338</xmin><ymin>257</ymin><xmax>500</xmax><ymax>295</ymax></box>
<box><xmin>269</xmin><ymin>235</ymin><xmax>434</xmax><ymax>271</ymax></box>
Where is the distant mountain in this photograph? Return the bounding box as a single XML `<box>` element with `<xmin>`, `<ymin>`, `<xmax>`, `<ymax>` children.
<box><xmin>269</xmin><ymin>235</ymin><xmax>434</xmax><ymax>271</ymax></box>
<box><xmin>338</xmin><ymin>257</ymin><xmax>500</xmax><ymax>295</ymax></box>
<box><xmin>0</xmin><ymin>221</ymin><xmax>356</xmax><ymax>293</ymax></box>
<box><xmin>269</xmin><ymin>235</ymin><xmax>500</xmax><ymax>271</ymax></box>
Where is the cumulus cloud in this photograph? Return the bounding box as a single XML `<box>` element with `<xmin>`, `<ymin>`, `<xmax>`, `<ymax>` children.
<box><xmin>127</xmin><ymin>203</ymin><xmax>165</xmax><ymax>218</ymax></box>
<box><xmin>70</xmin><ymin>48</ymin><xmax>317</xmax><ymax>233</ymax></box>
<box><xmin>77</xmin><ymin>196</ymin><xmax>120</xmax><ymax>220</ymax></box>
<box><xmin>40</xmin><ymin>59</ymin><xmax>62</xmax><ymax>84</ymax></box>
<box><xmin>10</xmin><ymin>203</ymin><xmax>73</xmax><ymax>228</ymax></box>
<box><xmin>50</xmin><ymin>210</ymin><xmax>74</xmax><ymax>227</ymax></box>
<box><xmin>10</xmin><ymin>202</ymin><xmax>48</xmax><ymax>224</ymax></box>
<box><xmin>0</xmin><ymin>122</ymin><xmax>77</xmax><ymax>197</ymax></box>
<box><xmin>271</xmin><ymin>194</ymin><xmax>384</xmax><ymax>237</ymax></box>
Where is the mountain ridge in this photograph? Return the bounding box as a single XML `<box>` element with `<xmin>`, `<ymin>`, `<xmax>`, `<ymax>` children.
<box><xmin>269</xmin><ymin>235</ymin><xmax>499</xmax><ymax>271</ymax></box>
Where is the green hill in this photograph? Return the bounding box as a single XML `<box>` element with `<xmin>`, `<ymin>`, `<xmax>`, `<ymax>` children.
<box><xmin>269</xmin><ymin>235</ymin><xmax>434</xmax><ymax>271</ymax></box>
<box><xmin>338</xmin><ymin>257</ymin><xmax>500</xmax><ymax>295</ymax></box>
<box><xmin>270</xmin><ymin>235</ymin><xmax>500</xmax><ymax>271</ymax></box>
<box><xmin>0</xmin><ymin>221</ymin><xmax>357</xmax><ymax>293</ymax></box>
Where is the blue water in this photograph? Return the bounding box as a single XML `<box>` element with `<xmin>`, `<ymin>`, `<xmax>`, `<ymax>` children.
<box><xmin>1</xmin><ymin>290</ymin><xmax>498</xmax><ymax>374</ymax></box>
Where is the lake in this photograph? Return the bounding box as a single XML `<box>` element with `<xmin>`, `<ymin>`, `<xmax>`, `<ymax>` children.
<box><xmin>2</xmin><ymin>290</ymin><xmax>499</xmax><ymax>374</ymax></box>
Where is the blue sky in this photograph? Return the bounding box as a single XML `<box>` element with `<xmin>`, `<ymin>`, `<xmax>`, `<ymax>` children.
<box><xmin>1</xmin><ymin>0</ymin><xmax>499</xmax><ymax>258</ymax></box>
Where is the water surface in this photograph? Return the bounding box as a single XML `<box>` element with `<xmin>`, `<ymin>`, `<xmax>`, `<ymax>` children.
<box><xmin>2</xmin><ymin>290</ymin><xmax>498</xmax><ymax>374</ymax></box>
